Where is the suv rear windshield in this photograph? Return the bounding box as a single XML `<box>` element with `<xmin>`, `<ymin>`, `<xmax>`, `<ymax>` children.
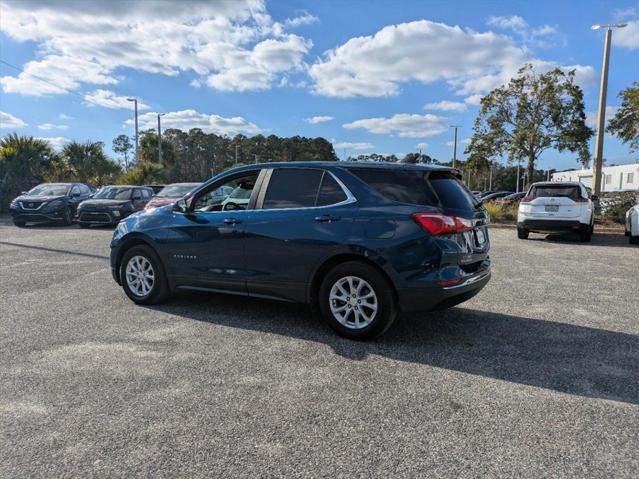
<box><xmin>349</xmin><ymin>168</ymin><xmax>477</xmax><ymax>210</ymax></box>
<box><xmin>529</xmin><ymin>185</ymin><xmax>581</xmax><ymax>200</ymax></box>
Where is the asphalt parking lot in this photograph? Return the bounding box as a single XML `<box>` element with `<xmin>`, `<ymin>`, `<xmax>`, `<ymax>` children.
<box><xmin>1</xmin><ymin>217</ymin><xmax>638</xmax><ymax>478</ymax></box>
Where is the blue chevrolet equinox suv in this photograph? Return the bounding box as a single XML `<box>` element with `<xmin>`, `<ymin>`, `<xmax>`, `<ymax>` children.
<box><xmin>110</xmin><ymin>162</ymin><xmax>491</xmax><ymax>339</ymax></box>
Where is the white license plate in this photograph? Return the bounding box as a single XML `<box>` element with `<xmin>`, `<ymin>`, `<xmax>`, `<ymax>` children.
<box><xmin>475</xmin><ymin>228</ymin><xmax>486</xmax><ymax>245</ymax></box>
<box><xmin>545</xmin><ymin>205</ymin><xmax>559</xmax><ymax>212</ymax></box>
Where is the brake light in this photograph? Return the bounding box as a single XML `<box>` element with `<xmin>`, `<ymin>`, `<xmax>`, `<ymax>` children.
<box><xmin>412</xmin><ymin>213</ymin><xmax>474</xmax><ymax>235</ymax></box>
<box><xmin>573</xmin><ymin>196</ymin><xmax>588</xmax><ymax>202</ymax></box>
<box><xmin>520</xmin><ymin>195</ymin><xmax>535</xmax><ymax>203</ymax></box>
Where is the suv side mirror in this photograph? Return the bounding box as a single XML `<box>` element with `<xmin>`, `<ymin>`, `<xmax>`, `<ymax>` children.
<box><xmin>173</xmin><ymin>198</ymin><xmax>188</xmax><ymax>213</ymax></box>
<box><xmin>72</xmin><ymin>192</ymin><xmax>81</xmax><ymax>197</ymax></box>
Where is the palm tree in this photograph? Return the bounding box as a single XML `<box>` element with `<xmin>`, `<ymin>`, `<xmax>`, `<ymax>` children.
<box><xmin>0</xmin><ymin>134</ymin><xmax>58</xmax><ymax>211</ymax></box>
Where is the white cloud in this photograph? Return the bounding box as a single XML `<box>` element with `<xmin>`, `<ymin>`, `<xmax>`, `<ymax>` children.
<box><xmin>487</xmin><ymin>15</ymin><xmax>528</xmax><ymax>32</ymax></box>
<box><xmin>58</xmin><ymin>113</ymin><xmax>73</xmax><ymax>120</ymax></box>
<box><xmin>615</xmin><ymin>20</ymin><xmax>639</xmax><ymax>49</ymax></box>
<box><xmin>38</xmin><ymin>123</ymin><xmax>68</xmax><ymax>130</ymax></box>
<box><xmin>343</xmin><ymin>113</ymin><xmax>448</xmax><ymax>138</ymax></box>
<box><xmin>446</xmin><ymin>137</ymin><xmax>472</xmax><ymax>147</ymax></box>
<box><xmin>424</xmin><ymin>100</ymin><xmax>467</xmax><ymax>112</ymax></box>
<box><xmin>284</xmin><ymin>12</ymin><xmax>318</xmax><ymax>28</ymax></box>
<box><xmin>309</xmin><ymin>19</ymin><xmax>592</xmax><ymax>99</ymax></box>
<box><xmin>532</xmin><ymin>25</ymin><xmax>557</xmax><ymax>36</ymax></box>
<box><xmin>0</xmin><ymin>0</ymin><xmax>312</xmax><ymax>95</ymax></box>
<box><xmin>416</xmin><ymin>142</ymin><xmax>428</xmax><ymax>149</ymax></box>
<box><xmin>331</xmin><ymin>140</ymin><xmax>374</xmax><ymax>150</ymax></box>
<box><xmin>586</xmin><ymin>106</ymin><xmax>619</xmax><ymax>129</ymax></box>
<box><xmin>464</xmin><ymin>94</ymin><xmax>483</xmax><ymax>105</ymax></box>
<box><xmin>84</xmin><ymin>89</ymin><xmax>149</xmax><ymax>110</ymax></box>
<box><xmin>126</xmin><ymin>109</ymin><xmax>261</xmax><ymax>136</ymax></box>
<box><xmin>305</xmin><ymin>115</ymin><xmax>334</xmax><ymax>124</ymax></box>
<box><xmin>37</xmin><ymin>136</ymin><xmax>69</xmax><ymax>150</ymax></box>
<box><xmin>0</xmin><ymin>111</ymin><xmax>27</xmax><ymax>128</ymax></box>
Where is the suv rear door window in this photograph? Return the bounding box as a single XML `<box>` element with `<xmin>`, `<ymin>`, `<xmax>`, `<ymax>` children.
<box><xmin>316</xmin><ymin>172</ymin><xmax>347</xmax><ymax>206</ymax></box>
<box><xmin>263</xmin><ymin>168</ymin><xmax>324</xmax><ymax>209</ymax></box>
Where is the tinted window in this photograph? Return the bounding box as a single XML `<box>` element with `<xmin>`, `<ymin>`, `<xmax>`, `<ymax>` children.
<box><xmin>94</xmin><ymin>187</ymin><xmax>133</xmax><ymax>200</ymax></box>
<box><xmin>27</xmin><ymin>184</ymin><xmax>70</xmax><ymax>196</ymax></box>
<box><xmin>349</xmin><ymin>169</ymin><xmax>439</xmax><ymax>206</ymax></box>
<box><xmin>317</xmin><ymin>173</ymin><xmax>347</xmax><ymax>206</ymax></box>
<box><xmin>80</xmin><ymin>184</ymin><xmax>90</xmax><ymax>194</ymax></box>
<box><xmin>530</xmin><ymin>185</ymin><xmax>581</xmax><ymax>199</ymax></box>
<box><xmin>142</xmin><ymin>189</ymin><xmax>152</xmax><ymax>198</ymax></box>
<box><xmin>428</xmin><ymin>172</ymin><xmax>479</xmax><ymax>211</ymax></box>
<box><xmin>70</xmin><ymin>185</ymin><xmax>81</xmax><ymax>195</ymax></box>
<box><xmin>263</xmin><ymin>168</ymin><xmax>323</xmax><ymax>209</ymax></box>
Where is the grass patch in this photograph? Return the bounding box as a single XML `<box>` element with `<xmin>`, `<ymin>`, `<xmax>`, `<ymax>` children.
<box><xmin>484</xmin><ymin>202</ymin><xmax>519</xmax><ymax>223</ymax></box>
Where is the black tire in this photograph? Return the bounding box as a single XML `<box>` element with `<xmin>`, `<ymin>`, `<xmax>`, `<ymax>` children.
<box><xmin>119</xmin><ymin>245</ymin><xmax>169</xmax><ymax>305</ymax></box>
<box><xmin>579</xmin><ymin>227</ymin><xmax>592</xmax><ymax>242</ymax></box>
<box><xmin>630</xmin><ymin>235</ymin><xmax>639</xmax><ymax>245</ymax></box>
<box><xmin>517</xmin><ymin>228</ymin><xmax>529</xmax><ymax>239</ymax></box>
<box><xmin>13</xmin><ymin>219</ymin><xmax>26</xmax><ymax>227</ymax></box>
<box><xmin>78</xmin><ymin>223</ymin><xmax>91</xmax><ymax>228</ymax></box>
<box><xmin>61</xmin><ymin>207</ymin><xmax>73</xmax><ymax>226</ymax></box>
<box><xmin>318</xmin><ymin>261</ymin><xmax>398</xmax><ymax>340</ymax></box>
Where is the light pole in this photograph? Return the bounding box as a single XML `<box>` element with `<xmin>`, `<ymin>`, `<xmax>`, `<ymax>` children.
<box><xmin>127</xmin><ymin>98</ymin><xmax>139</xmax><ymax>163</ymax></box>
<box><xmin>157</xmin><ymin>113</ymin><xmax>165</xmax><ymax>167</ymax></box>
<box><xmin>591</xmin><ymin>23</ymin><xmax>627</xmax><ymax>196</ymax></box>
<box><xmin>450</xmin><ymin>125</ymin><xmax>461</xmax><ymax>168</ymax></box>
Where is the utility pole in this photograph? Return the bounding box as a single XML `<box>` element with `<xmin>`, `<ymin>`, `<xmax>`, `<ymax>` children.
<box><xmin>489</xmin><ymin>163</ymin><xmax>493</xmax><ymax>191</ymax></box>
<box><xmin>450</xmin><ymin>125</ymin><xmax>461</xmax><ymax>168</ymax></box>
<box><xmin>157</xmin><ymin>113</ymin><xmax>165</xmax><ymax>167</ymax></box>
<box><xmin>235</xmin><ymin>144</ymin><xmax>239</xmax><ymax>164</ymax></box>
<box><xmin>516</xmin><ymin>159</ymin><xmax>521</xmax><ymax>193</ymax></box>
<box><xmin>127</xmin><ymin>98</ymin><xmax>139</xmax><ymax>163</ymax></box>
<box><xmin>591</xmin><ymin>23</ymin><xmax>627</xmax><ymax>196</ymax></box>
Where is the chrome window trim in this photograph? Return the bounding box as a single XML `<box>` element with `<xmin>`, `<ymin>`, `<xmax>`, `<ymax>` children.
<box><xmin>256</xmin><ymin>169</ymin><xmax>357</xmax><ymax>212</ymax></box>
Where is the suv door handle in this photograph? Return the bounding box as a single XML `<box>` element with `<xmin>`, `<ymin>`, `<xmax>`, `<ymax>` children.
<box><xmin>224</xmin><ymin>218</ymin><xmax>241</xmax><ymax>225</ymax></box>
<box><xmin>315</xmin><ymin>215</ymin><xmax>340</xmax><ymax>223</ymax></box>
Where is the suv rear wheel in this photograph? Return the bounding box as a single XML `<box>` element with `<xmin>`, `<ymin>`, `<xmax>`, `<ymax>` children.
<box><xmin>13</xmin><ymin>219</ymin><xmax>26</xmax><ymax>227</ymax></box>
<box><xmin>120</xmin><ymin>245</ymin><xmax>169</xmax><ymax>304</ymax></box>
<box><xmin>517</xmin><ymin>228</ymin><xmax>529</xmax><ymax>239</ymax></box>
<box><xmin>319</xmin><ymin>261</ymin><xmax>397</xmax><ymax>340</ymax></box>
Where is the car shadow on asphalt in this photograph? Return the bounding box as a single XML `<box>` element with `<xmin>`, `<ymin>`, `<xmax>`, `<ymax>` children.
<box><xmin>526</xmin><ymin>232</ymin><xmax>637</xmax><ymax>248</ymax></box>
<box><xmin>147</xmin><ymin>292</ymin><xmax>639</xmax><ymax>405</ymax></box>
<box><xmin>0</xmin><ymin>240</ymin><xmax>110</xmax><ymax>260</ymax></box>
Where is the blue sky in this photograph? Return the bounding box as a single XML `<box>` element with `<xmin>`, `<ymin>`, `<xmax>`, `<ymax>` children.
<box><xmin>0</xmin><ymin>0</ymin><xmax>638</xmax><ymax>171</ymax></box>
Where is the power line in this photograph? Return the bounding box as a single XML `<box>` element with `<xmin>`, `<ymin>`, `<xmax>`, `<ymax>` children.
<box><xmin>0</xmin><ymin>58</ymin><xmax>90</xmax><ymax>102</ymax></box>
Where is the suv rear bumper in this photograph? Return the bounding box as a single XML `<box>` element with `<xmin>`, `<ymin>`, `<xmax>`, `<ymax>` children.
<box><xmin>518</xmin><ymin>219</ymin><xmax>589</xmax><ymax>233</ymax></box>
<box><xmin>397</xmin><ymin>258</ymin><xmax>491</xmax><ymax>313</ymax></box>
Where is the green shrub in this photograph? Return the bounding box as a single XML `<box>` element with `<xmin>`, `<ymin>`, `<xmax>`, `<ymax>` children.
<box><xmin>484</xmin><ymin>202</ymin><xmax>519</xmax><ymax>223</ymax></box>
<box><xmin>598</xmin><ymin>191</ymin><xmax>639</xmax><ymax>224</ymax></box>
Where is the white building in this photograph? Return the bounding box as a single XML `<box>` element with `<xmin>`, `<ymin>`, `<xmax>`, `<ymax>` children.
<box><xmin>551</xmin><ymin>163</ymin><xmax>639</xmax><ymax>192</ymax></box>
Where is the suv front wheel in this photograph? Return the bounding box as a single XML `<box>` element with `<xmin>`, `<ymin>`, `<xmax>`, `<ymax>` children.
<box><xmin>319</xmin><ymin>261</ymin><xmax>398</xmax><ymax>340</ymax></box>
<box><xmin>120</xmin><ymin>245</ymin><xmax>169</xmax><ymax>304</ymax></box>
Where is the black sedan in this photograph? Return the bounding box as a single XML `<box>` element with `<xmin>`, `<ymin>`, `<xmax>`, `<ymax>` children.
<box><xmin>76</xmin><ymin>185</ymin><xmax>153</xmax><ymax>227</ymax></box>
<box><xmin>9</xmin><ymin>182</ymin><xmax>93</xmax><ymax>227</ymax></box>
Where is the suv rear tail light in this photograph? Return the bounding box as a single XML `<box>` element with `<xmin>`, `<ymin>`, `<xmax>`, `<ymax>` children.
<box><xmin>412</xmin><ymin>213</ymin><xmax>474</xmax><ymax>235</ymax></box>
<box><xmin>520</xmin><ymin>195</ymin><xmax>535</xmax><ymax>203</ymax></box>
<box><xmin>573</xmin><ymin>196</ymin><xmax>588</xmax><ymax>202</ymax></box>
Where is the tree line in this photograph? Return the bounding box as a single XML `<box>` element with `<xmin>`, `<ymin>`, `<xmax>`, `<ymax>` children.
<box><xmin>1</xmin><ymin>65</ymin><xmax>636</xmax><ymax>212</ymax></box>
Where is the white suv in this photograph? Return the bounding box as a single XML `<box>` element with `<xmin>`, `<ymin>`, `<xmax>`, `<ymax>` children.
<box><xmin>625</xmin><ymin>203</ymin><xmax>639</xmax><ymax>245</ymax></box>
<box><xmin>517</xmin><ymin>182</ymin><xmax>595</xmax><ymax>242</ymax></box>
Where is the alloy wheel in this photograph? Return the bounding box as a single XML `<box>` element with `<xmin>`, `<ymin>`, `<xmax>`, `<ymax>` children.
<box><xmin>329</xmin><ymin>275</ymin><xmax>378</xmax><ymax>329</ymax></box>
<box><xmin>125</xmin><ymin>255</ymin><xmax>155</xmax><ymax>297</ymax></box>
